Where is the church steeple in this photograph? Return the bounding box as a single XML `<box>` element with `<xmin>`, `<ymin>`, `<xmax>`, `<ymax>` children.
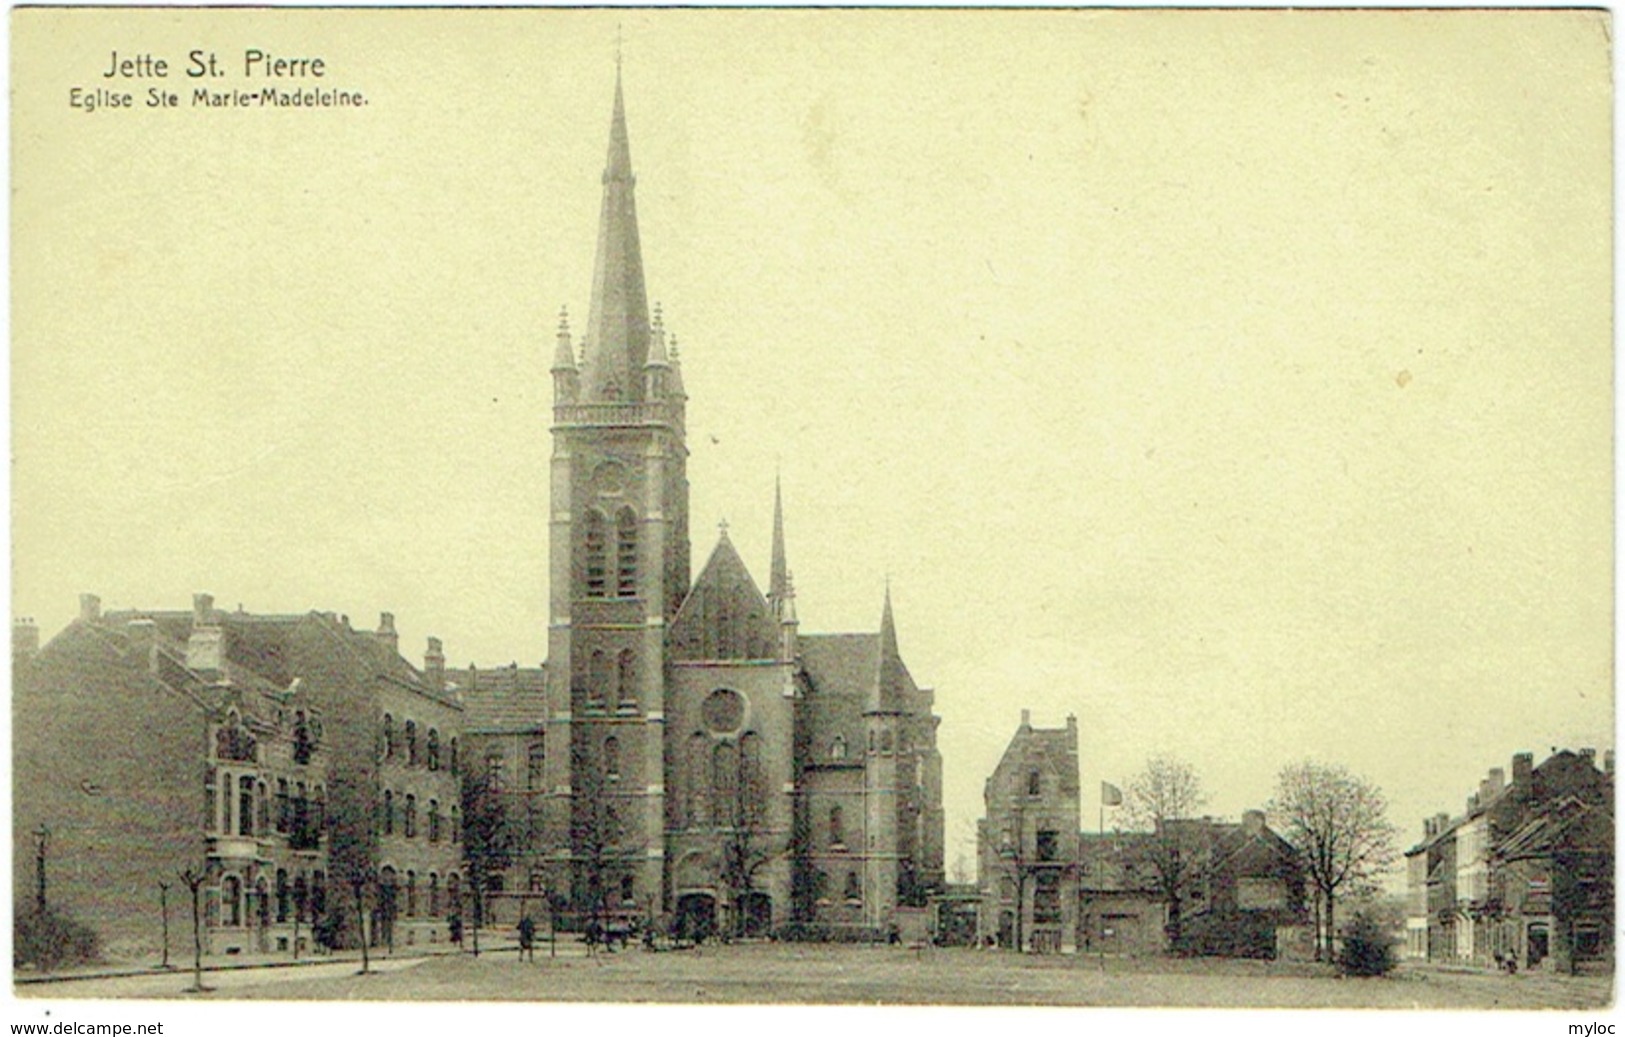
<box><xmin>581</xmin><ymin>64</ymin><xmax>651</xmax><ymax>402</ymax></box>
<box><xmin>769</xmin><ymin>473</ymin><xmax>789</xmax><ymax>609</ymax></box>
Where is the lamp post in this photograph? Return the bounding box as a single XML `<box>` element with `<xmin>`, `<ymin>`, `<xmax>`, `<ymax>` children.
<box><xmin>33</xmin><ymin>824</ymin><xmax>50</xmax><ymax>914</ymax></box>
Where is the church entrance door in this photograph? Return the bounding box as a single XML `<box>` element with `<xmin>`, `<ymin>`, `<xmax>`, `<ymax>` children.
<box><xmin>675</xmin><ymin>893</ymin><xmax>717</xmax><ymax>943</ymax></box>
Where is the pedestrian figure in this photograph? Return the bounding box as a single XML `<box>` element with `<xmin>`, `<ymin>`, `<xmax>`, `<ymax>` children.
<box><xmin>449</xmin><ymin>912</ymin><xmax>463</xmax><ymax>948</ymax></box>
<box><xmin>517</xmin><ymin>915</ymin><xmax>536</xmax><ymax>962</ymax></box>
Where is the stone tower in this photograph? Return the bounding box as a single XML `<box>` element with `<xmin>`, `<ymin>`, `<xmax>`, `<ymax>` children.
<box><xmin>546</xmin><ymin>66</ymin><xmax>691</xmax><ymax>913</ymax></box>
<box><xmin>863</xmin><ymin>587</ymin><xmax>905</xmax><ymax>926</ymax></box>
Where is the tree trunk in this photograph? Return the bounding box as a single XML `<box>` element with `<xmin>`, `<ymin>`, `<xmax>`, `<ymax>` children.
<box><xmin>1324</xmin><ymin>892</ymin><xmax>1336</xmax><ymax>964</ymax></box>
<box><xmin>190</xmin><ymin>884</ymin><xmax>203</xmax><ymax>991</ymax></box>
<box><xmin>354</xmin><ymin>885</ymin><xmax>370</xmax><ymax>975</ymax></box>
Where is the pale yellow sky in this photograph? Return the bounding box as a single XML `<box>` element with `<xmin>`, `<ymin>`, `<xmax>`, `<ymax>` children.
<box><xmin>12</xmin><ymin>9</ymin><xmax>1613</xmax><ymax>870</ymax></box>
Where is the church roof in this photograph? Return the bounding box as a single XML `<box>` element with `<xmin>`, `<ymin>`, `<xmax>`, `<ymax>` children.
<box><xmin>455</xmin><ymin>664</ymin><xmax>548</xmax><ymax>734</ymax></box>
<box><xmin>670</xmin><ymin>530</ymin><xmax>777</xmax><ymax>661</ymax></box>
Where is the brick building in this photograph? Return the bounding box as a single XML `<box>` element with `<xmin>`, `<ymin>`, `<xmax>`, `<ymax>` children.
<box><xmin>1403</xmin><ymin>748</ymin><xmax>1614</xmax><ymax>973</ymax></box>
<box><xmin>977</xmin><ymin>712</ymin><xmax>1081</xmax><ymax>953</ymax></box>
<box><xmin>977</xmin><ymin>712</ymin><xmax>1306</xmax><ymax>957</ymax></box>
<box><xmin>13</xmin><ymin>594</ymin><xmax>462</xmax><ymax>958</ymax></box>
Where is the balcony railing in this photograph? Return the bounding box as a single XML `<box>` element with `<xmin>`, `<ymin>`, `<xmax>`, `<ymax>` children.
<box><xmin>553</xmin><ymin>401</ymin><xmax>682</xmax><ymax>429</ymax></box>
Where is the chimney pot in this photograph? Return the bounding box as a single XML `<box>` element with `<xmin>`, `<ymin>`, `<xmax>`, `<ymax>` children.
<box><xmin>1512</xmin><ymin>752</ymin><xmax>1534</xmax><ymax>788</ymax></box>
<box><xmin>13</xmin><ymin>618</ymin><xmax>39</xmax><ymax>663</ymax></box>
<box><xmin>379</xmin><ymin>612</ymin><xmax>396</xmax><ymax>634</ymax></box>
<box><xmin>78</xmin><ymin>593</ymin><xmax>101</xmax><ymax>622</ymax></box>
<box><xmin>1020</xmin><ymin>709</ymin><xmax>1031</xmax><ymax>729</ymax></box>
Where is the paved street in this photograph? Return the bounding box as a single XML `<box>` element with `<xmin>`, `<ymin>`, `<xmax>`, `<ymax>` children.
<box><xmin>18</xmin><ymin>945</ymin><xmax>1612</xmax><ymax>1009</ymax></box>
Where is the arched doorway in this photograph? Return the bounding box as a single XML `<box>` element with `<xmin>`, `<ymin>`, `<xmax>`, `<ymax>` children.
<box><xmin>738</xmin><ymin>891</ymin><xmax>772</xmax><ymax>938</ymax></box>
<box><xmin>675</xmin><ymin>892</ymin><xmax>717</xmax><ymax>944</ymax></box>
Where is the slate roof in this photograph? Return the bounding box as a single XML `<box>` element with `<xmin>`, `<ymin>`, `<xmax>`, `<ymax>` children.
<box><xmin>455</xmin><ymin>665</ymin><xmax>549</xmax><ymax>734</ymax></box>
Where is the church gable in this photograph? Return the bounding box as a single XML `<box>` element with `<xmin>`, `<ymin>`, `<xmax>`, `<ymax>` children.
<box><xmin>670</xmin><ymin>535</ymin><xmax>777</xmax><ymax>661</ymax></box>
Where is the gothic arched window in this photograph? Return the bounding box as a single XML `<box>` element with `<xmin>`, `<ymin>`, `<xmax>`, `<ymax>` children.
<box><xmin>711</xmin><ymin>741</ymin><xmax>737</xmax><ymax>817</ymax></box>
<box><xmin>527</xmin><ymin>740</ymin><xmax>546</xmax><ymax>791</ymax></box>
<box><xmin>1027</xmin><ymin>770</ymin><xmax>1041</xmax><ymax>796</ymax></box>
<box><xmin>428</xmin><ymin>799</ymin><xmax>441</xmax><ymax>843</ymax></box>
<box><xmin>588</xmin><ymin>651</ymin><xmax>609</xmax><ymax>707</ymax></box>
<box><xmin>617</xmin><ymin>649</ymin><xmax>637</xmax><ymax>707</ymax></box>
<box><xmin>739</xmin><ymin>732</ymin><xmax>763</xmax><ymax>825</ymax></box>
<box><xmin>616</xmin><ymin>507</ymin><xmax>638</xmax><ymax>597</ymax></box>
<box><xmin>844</xmin><ymin>871</ymin><xmax>861</xmax><ymax>903</ymax></box>
<box><xmin>382</xmin><ymin>789</ymin><xmax>395</xmax><ymax>836</ymax></box>
<box><xmin>687</xmin><ymin>732</ymin><xmax>709</xmax><ymax>826</ymax></box>
<box><xmin>584</xmin><ymin>509</ymin><xmax>609</xmax><ymax>598</ymax></box>
<box><xmin>405</xmin><ymin>721</ymin><xmax>419</xmax><ymax>767</ymax></box>
<box><xmin>292</xmin><ymin>710</ymin><xmax>313</xmax><ymax>765</ymax></box>
<box><xmin>382</xmin><ymin>714</ymin><xmax>395</xmax><ymax>761</ymax></box>
<box><xmin>829</xmin><ymin>805</ymin><xmax>844</xmax><ymax>847</ymax></box>
<box><xmin>604</xmin><ymin>736</ymin><xmax>621</xmax><ymax>781</ymax></box>
<box><xmin>223</xmin><ymin>875</ymin><xmax>243</xmax><ymax>927</ymax></box>
<box><xmin>429</xmin><ymin>873</ymin><xmax>440</xmax><ymax>917</ymax></box>
<box><xmin>404</xmin><ymin>794</ymin><xmax>418</xmax><ymax>839</ymax></box>
<box><xmin>427</xmin><ymin>728</ymin><xmax>441</xmax><ymax>771</ymax></box>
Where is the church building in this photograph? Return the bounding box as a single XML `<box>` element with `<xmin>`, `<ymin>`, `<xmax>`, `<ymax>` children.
<box><xmin>456</xmin><ymin>68</ymin><xmax>945</xmax><ymax>939</ymax></box>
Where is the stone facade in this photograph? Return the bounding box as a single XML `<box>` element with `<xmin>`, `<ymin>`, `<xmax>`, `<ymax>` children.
<box><xmin>477</xmin><ymin>70</ymin><xmax>945</xmax><ymax>938</ymax></box>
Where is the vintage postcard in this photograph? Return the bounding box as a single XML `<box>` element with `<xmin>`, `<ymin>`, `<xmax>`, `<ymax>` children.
<box><xmin>8</xmin><ymin>6</ymin><xmax>1614</xmax><ymax>1031</ymax></box>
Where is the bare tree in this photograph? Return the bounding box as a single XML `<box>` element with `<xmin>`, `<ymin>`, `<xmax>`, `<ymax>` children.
<box><xmin>569</xmin><ymin>736</ymin><xmax>624</xmax><ymax>954</ymax></box>
<box><xmin>1270</xmin><ymin>761</ymin><xmax>1398</xmax><ymax>961</ymax></box>
<box><xmin>461</xmin><ymin>767</ymin><xmax>518</xmax><ymax>958</ymax></box>
<box><xmin>178</xmin><ymin>868</ymin><xmax>209</xmax><ymax>993</ymax></box>
<box><xmin>719</xmin><ymin>736</ymin><xmax>778</xmax><ymax>939</ymax></box>
<box><xmin>1119</xmin><ymin>756</ymin><xmax>1207</xmax><ymax>946</ymax></box>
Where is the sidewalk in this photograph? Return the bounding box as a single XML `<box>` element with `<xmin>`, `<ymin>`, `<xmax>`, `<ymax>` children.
<box><xmin>15</xmin><ymin>929</ymin><xmax>537</xmax><ymax>987</ymax></box>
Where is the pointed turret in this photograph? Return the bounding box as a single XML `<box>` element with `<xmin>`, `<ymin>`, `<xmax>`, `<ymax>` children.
<box><xmin>767</xmin><ymin>475</ymin><xmax>798</xmax><ymax>659</ymax></box>
<box><xmin>581</xmin><ymin>65</ymin><xmax>651</xmax><ymax>402</ymax></box>
<box><xmin>769</xmin><ymin>474</ymin><xmax>789</xmax><ymax>609</ymax></box>
<box><xmin>870</xmin><ymin>581</ymin><xmax>907</xmax><ymax>714</ymax></box>
<box><xmin>644</xmin><ymin>302</ymin><xmax>671</xmax><ymax>398</ymax></box>
<box><xmin>552</xmin><ymin>307</ymin><xmax>580</xmax><ymax>403</ymax></box>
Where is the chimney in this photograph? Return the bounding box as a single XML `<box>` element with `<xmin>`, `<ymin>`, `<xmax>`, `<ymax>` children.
<box><xmin>1242</xmin><ymin>809</ymin><xmax>1265</xmax><ymax>834</ymax></box>
<box><xmin>424</xmin><ymin>636</ymin><xmax>446</xmax><ymax>692</ymax></box>
<box><xmin>1579</xmin><ymin>747</ymin><xmax>1597</xmax><ymax>768</ymax></box>
<box><xmin>1020</xmin><ymin>708</ymin><xmax>1031</xmax><ymax>730</ymax></box>
<box><xmin>78</xmin><ymin>593</ymin><xmax>101</xmax><ymax>622</ymax></box>
<box><xmin>187</xmin><ymin>592</ymin><xmax>224</xmax><ymax>675</ymax></box>
<box><xmin>13</xmin><ymin>618</ymin><xmax>38</xmax><ymax>664</ymax></box>
<box><xmin>1487</xmin><ymin>767</ymin><xmax>1505</xmax><ymax>796</ymax></box>
<box><xmin>375</xmin><ymin>612</ymin><xmax>398</xmax><ymax>655</ymax></box>
<box><xmin>1434</xmin><ymin>812</ymin><xmax>1450</xmax><ymax>837</ymax></box>
<box><xmin>1605</xmin><ymin>750</ymin><xmax>1615</xmax><ymax>776</ymax></box>
<box><xmin>1512</xmin><ymin>752</ymin><xmax>1534</xmax><ymax>789</ymax></box>
<box><xmin>1466</xmin><ymin>792</ymin><xmax>1479</xmax><ymax>815</ymax></box>
<box><xmin>1423</xmin><ymin>817</ymin><xmax>1435</xmax><ymax>839</ymax></box>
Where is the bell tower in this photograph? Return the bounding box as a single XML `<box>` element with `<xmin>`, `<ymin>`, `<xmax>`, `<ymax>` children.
<box><xmin>545</xmin><ymin>64</ymin><xmax>691</xmax><ymax>915</ymax></box>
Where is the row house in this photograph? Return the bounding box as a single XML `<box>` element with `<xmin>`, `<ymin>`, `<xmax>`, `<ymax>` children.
<box><xmin>13</xmin><ymin>593</ymin><xmax>464</xmax><ymax>960</ymax></box>
<box><xmin>1403</xmin><ymin>748</ymin><xmax>1613</xmax><ymax>973</ymax></box>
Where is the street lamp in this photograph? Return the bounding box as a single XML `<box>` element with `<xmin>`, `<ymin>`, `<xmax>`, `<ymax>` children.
<box><xmin>33</xmin><ymin>824</ymin><xmax>50</xmax><ymax>914</ymax></box>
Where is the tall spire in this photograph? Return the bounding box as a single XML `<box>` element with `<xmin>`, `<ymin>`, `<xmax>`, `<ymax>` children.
<box><xmin>879</xmin><ymin>578</ymin><xmax>898</xmax><ymax>660</ymax></box>
<box><xmin>581</xmin><ymin>61</ymin><xmax>650</xmax><ymax>402</ymax></box>
<box><xmin>769</xmin><ymin>472</ymin><xmax>789</xmax><ymax>610</ymax></box>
